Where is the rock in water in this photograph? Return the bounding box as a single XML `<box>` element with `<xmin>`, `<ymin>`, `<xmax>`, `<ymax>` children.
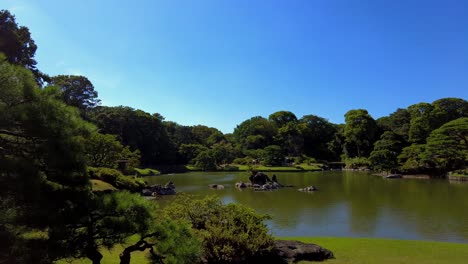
<box><xmin>208</xmin><ymin>184</ymin><xmax>225</xmax><ymax>190</ymax></box>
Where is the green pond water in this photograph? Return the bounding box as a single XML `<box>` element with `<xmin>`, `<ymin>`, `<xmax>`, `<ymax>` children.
<box><xmin>143</xmin><ymin>171</ymin><xmax>468</xmax><ymax>243</ymax></box>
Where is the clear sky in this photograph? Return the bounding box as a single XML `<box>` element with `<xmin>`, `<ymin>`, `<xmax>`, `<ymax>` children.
<box><xmin>4</xmin><ymin>0</ymin><xmax>468</xmax><ymax>133</ymax></box>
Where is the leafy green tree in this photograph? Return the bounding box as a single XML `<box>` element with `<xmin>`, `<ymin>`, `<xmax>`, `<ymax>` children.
<box><xmin>376</xmin><ymin>108</ymin><xmax>411</xmax><ymax>141</ymax></box>
<box><xmin>49</xmin><ymin>75</ymin><xmax>101</xmax><ymax>116</ymax></box>
<box><xmin>343</xmin><ymin>109</ymin><xmax>379</xmax><ymax>157</ymax></box>
<box><xmin>407</xmin><ymin>103</ymin><xmax>436</xmax><ymax>144</ymax></box>
<box><xmin>193</xmin><ymin>150</ymin><xmax>217</xmax><ymax>170</ymax></box>
<box><xmin>431</xmin><ymin>98</ymin><xmax>468</xmax><ymax>128</ymax></box>
<box><xmin>85</xmin><ymin>133</ymin><xmax>140</xmax><ymax>169</ymax></box>
<box><xmin>398</xmin><ymin>144</ymin><xmax>426</xmax><ymax>172</ymax></box>
<box><xmin>89</xmin><ymin>106</ymin><xmax>176</xmax><ymax>165</ymax></box>
<box><xmin>179</xmin><ymin>143</ymin><xmax>208</xmax><ymax>164</ymax></box>
<box><xmin>275</xmin><ymin>122</ymin><xmax>304</xmax><ymax>156</ymax></box>
<box><xmin>164</xmin><ymin>195</ymin><xmax>274</xmax><ymax>264</ymax></box>
<box><xmin>0</xmin><ymin>56</ymin><xmax>93</xmax><ymax>262</ymax></box>
<box><xmin>0</xmin><ymin>10</ymin><xmax>46</xmax><ymax>84</ymax></box>
<box><xmin>327</xmin><ymin>124</ymin><xmax>346</xmax><ymax>161</ymax></box>
<box><xmin>268</xmin><ymin>110</ymin><xmax>297</xmax><ymax>127</ymax></box>
<box><xmin>369</xmin><ymin>131</ymin><xmax>405</xmax><ymax>172</ymax></box>
<box><xmin>191</xmin><ymin>125</ymin><xmax>222</xmax><ymax>146</ymax></box>
<box><xmin>423</xmin><ymin>117</ymin><xmax>468</xmax><ymax>172</ymax></box>
<box><xmin>300</xmin><ymin>115</ymin><xmax>337</xmax><ymax>160</ymax></box>
<box><xmin>233</xmin><ymin>116</ymin><xmax>277</xmax><ymax>150</ymax></box>
<box><xmin>261</xmin><ymin>145</ymin><xmax>284</xmax><ymax>166</ymax></box>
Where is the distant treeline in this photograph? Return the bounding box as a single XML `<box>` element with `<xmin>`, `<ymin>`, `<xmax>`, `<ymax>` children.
<box><xmin>2</xmin><ymin>9</ymin><xmax>467</xmax><ymax>175</ymax></box>
<box><xmin>1</xmin><ymin>8</ymin><xmax>467</xmax><ymax>263</ymax></box>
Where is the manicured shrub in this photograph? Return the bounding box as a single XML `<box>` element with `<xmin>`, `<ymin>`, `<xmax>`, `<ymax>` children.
<box><xmin>163</xmin><ymin>195</ymin><xmax>274</xmax><ymax>263</ymax></box>
<box><xmin>87</xmin><ymin>167</ymin><xmax>145</xmax><ymax>192</ymax></box>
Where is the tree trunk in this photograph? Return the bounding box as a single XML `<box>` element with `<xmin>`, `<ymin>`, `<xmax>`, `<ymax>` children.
<box><xmin>86</xmin><ymin>247</ymin><xmax>103</xmax><ymax>264</ymax></box>
<box><xmin>120</xmin><ymin>240</ymin><xmax>155</xmax><ymax>264</ymax></box>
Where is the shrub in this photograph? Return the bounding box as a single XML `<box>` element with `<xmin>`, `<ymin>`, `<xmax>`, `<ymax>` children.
<box><xmin>87</xmin><ymin>167</ymin><xmax>145</xmax><ymax>192</ymax></box>
<box><xmin>163</xmin><ymin>195</ymin><xmax>274</xmax><ymax>263</ymax></box>
<box><xmin>344</xmin><ymin>157</ymin><xmax>371</xmax><ymax>169</ymax></box>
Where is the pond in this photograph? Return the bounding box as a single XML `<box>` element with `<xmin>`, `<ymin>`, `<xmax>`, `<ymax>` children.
<box><xmin>143</xmin><ymin>171</ymin><xmax>468</xmax><ymax>243</ymax></box>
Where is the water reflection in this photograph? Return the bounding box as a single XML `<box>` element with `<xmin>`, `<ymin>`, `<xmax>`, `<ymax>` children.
<box><xmin>144</xmin><ymin>171</ymin><xmax>468</xmax><ymax>242</ymax></box>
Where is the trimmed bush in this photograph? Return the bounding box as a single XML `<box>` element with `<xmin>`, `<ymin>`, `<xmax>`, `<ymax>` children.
<box><xmin>87</xmin><ymin>167</ymin><xmax>145</xmax><ymax>192</ymax></box>
<box><xmin>164</xmin><ymin>195</ymin><xmax>274</xmax><ymax>263</ymax></box>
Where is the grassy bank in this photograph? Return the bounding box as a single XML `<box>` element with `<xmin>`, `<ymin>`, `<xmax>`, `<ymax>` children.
<box><xmin>185</xmin><ymin>163</ymin><xmax>323</xmax><ymax>172</ymax></box>
<box><xmin>55</xmin><ymin>237</ymin><xmax>468</xmax><ymax>263</ymax></box>
<box><xmin>290</xmin><ymin>237</ymin><xmax>468</xmax><ymax>264</ymax></box>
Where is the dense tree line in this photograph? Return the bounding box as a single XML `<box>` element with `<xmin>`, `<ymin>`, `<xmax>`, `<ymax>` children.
<box><xmin>1</xmin><ymin>7</ymin><xmax>467</xmax><ymax>263</ymax></box>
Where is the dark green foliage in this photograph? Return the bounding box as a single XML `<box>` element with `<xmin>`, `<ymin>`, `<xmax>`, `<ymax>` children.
<box><xmin>300</xmin><ymin>115</ymin><xmax>338</xmax><ymax>160</ymax></box>
<box><xmin>398</xmin><ymin>144</ymin><xmax>427</xmax><ymax>172</ymax></box>
<box><xmin>178</xmin><ymin>143</ymin><xmax>208</xmax><ymax>164</ymax></box>
<box><xmin>89</xmin><ymin>106</ymin><xmax>176</xmax><ymax>165</ymax></box>
<box><xmin>193</xmin><ymin>150</ymin><xmax>217</xmax><ymax>170</ymax></box>
<box><xmin>423</xmin><ymin>118</ymin><xmax>468</xmax><ymax>172</ymax></box>
<box><xmin>164</xmin><ymin>195</ymin><xmax>274</xmax><ymax>264</ymax></box>
<box><xmin>369</xmin><ymin>132</ymin><xmax>406</xmax><ymax>172</ymax></box>
<box><xmin>344</xmin><ymin>109</ymin><xmax>379</xmax><ymax>158</ymax></box>
<box><xmin>0</xmin><ymin>56</ymin><xmax>93</xmax><ymax>262</ymax></box>
<box><xmin>268</xmin><ymin>110</ymin><xmax>297</xmax><ymax>127</ymax></box>
<box><xmin>0</xmin><ymin>10</ymin><xmax>46</xmax><ymax>84</ymax></box>
<box><xmin>376</xmin><ymin>108</ymin><xmax>411</xmax><ymax>140</ymax></box>
<box><xmin>49</xmin><ymin>75</ymin><xmax>101</xmax><ymax>115</ymax></box>
<box><xmin>344</xmin><ymin>157</ymin><xmax>371</xmax><ymax>169</ymax></box>
<box><xmin>233</xmin><ymin>116</ymin><xmax>277</xmax><ymax>150</ymax></box>
<box><xmin>261</xmin><ymin>145</ymin><xmax>284</xmax><ymax>166</ymax></box>
<box><xmin>431</xmin><ymin>98</ymin><xmax>468</xmax><ymax>128</ymax></box>
<box><xmin>85</xmin><ymin>132</ymin><xmax>140</xmax><ymax>172</ymax></box>
<box><xmin>88</xmin><ymin>167</ymin><xmax>145</xmax><ymax>192</ymax></box>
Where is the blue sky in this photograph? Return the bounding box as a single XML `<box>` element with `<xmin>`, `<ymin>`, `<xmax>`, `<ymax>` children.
<box><xmin>4</xmin><ymin>0</ymin><xmax>468</xmax><ymax>133</ymax></box>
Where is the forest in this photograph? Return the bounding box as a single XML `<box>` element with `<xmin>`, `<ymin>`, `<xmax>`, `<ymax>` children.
<box><xmin>1</xmin><ymin>8</ymin><xmax>467</xmax><ymax>264</ymax></box>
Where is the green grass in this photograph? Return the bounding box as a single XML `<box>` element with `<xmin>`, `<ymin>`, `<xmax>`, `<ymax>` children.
<box><xmin>55</xmin><ymin>237</ymin><xmax>468</xmax><ymax>264</ymax></box>
<box><xmin>90</xmin><ymin>179</ymin><xmax>117</xmax><ymax>191</ymax></box>
<box><xmin>287</xmin><ymin>237</ymin><xmax>468</xmax><ymax>264</ymax></box>
<box><xmin>185</xmin><ymin>163</ymin><xmax>323</xmax><ymax>172</ymax></box>
<box><xmin>134</xmin><ymin>168</ymin><xmax>161</xmax><ymax>176</ymax></box>
<box><xmin>235</xmin><ymin>163</ymin><xmax>322</xmax><ymax>171</ymax></box>
<box><xmin>55</xmin><ymin>236</ymin><xmax>148</xmax><ymax>264</ymax></box>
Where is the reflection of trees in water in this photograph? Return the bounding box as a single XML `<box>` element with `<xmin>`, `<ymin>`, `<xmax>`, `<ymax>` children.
<box><xmin>146</xmin><ymin>171</ymin><xmax>468</xmax><ymax>242</ymax></box>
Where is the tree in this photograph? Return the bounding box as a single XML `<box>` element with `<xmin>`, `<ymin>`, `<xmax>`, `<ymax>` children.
<box><xmin>343</xmin><ymin>109</ymin><xmax>379</xmax><ymax>157</ymax></box>
<box><xmin>300</xmin><ymin>115</ymin><xmax>337</xmax><ymax>160</ymax></box>
<box><xmin>431</xmin><ymin>98</ymin><xmax>468</xmax><ymax>128</ymax></box>
<box><xmin>369</xmin><ymin>131</ymin><xmax>405</xmax><ymax>173</ymax></box>
<box><xmin>0</xmin><ymin>56</ymin><xmax>94</xmax><ymax>262</ymax></box>
<box><xmin>376</xmin><ymin>108</ymin><xmax>411</xmax><ymax>140</ymax></box>
<box><xmin>398</xmin><ymin>144</ymin><xmax>426</xmax><ymax>172</ymax></box>
<box><xmin>191</xmin><ymin>125</ymin><xmax>221</xmax><ymax>146</ymax></box>
<box><xmin>233</xmin><ymin>116</ymin><xmax>277</xmax><ymax>150</ymax></box>
<box><xmin>423</xmin><ymin>118</ymin><xmax>468</xmax><ymax>172</ymax></box>
<box><xmin>0</xmin><ymin>10</ymin><xmax>46</xmax><ymax>84</ymax></box>
<box><xmin>178</xmin><ymin>143</ymin><xmax>208</xmax><ymax>164</ymax></box>
<box><xmin>193</xmin><ymin>150</ymin><xmax>217</xmax><ymax>170</ymax></box>
<box><xmin>407</xmin><ymin>102</ymin><xmax>436</xmax><ymax>144</ymax></box>
<box><xmin>164</xmin><ymin>195</ymin><xmax>274</xmax><ymax>264</ymax></box>
<box><xmin>261</xmin><ymin>145</ymin><xmax>284</xmax><ymax>166</ymax></box>
<box><xmin>49</xmin><ymin>75</ymin><xmax>101</xmax><ymax>115</ymax></box>
<box><xmin>85</xmin><ymin>132</ymin><xmax>140</xmax><ymax>169</ymax></box>
<box><xmin>268</xmin><ymin>111</ymin><xmax>297</xmax><ymax>127</ymax></box>
<box><xmin>89</xmin><ymin>106</ymin><xmax>176</xmax><ymax>165</ymax></box>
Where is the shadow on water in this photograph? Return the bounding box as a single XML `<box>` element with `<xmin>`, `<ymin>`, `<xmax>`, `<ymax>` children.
<box><xmin>144</xmin><ymin>171</ymin><xmax>468</xmax><ymax>242</ymax></box>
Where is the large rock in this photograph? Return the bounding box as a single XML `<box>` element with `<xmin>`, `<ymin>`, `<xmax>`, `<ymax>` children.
<box><xmin>249</xmin><ymin>171</ymin><xmax>271</xmax><ymax>185</ymax></box>
<box><xmin>298</xmin><ymin>186</ymin><xmax>318</xmax><ymax>192</ymax></box>
<box><xmin>208</xmin><ymin>184</ymin><xmax>225</xmax><ymax>190</ymax></box>
<box><xmin>272</xmin><ymin>240</ymin><xmax>334</xmax><ymax>263</ymax></box>
<box><xmin>143</xmin><ymin>182</ymin><xmax>176</xmax><ymax>196</ymax></box>
<box><xmin>235</xmin><ymin>182</ymin><xmax>247</xmax><ymax>188</ymax></box>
